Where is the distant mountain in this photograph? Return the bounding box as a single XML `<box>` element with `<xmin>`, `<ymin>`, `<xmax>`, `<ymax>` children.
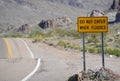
<box><xmin>0</xmin><ymin>0</ymin><xmax>113</xmax><ymax>31</ymax></box>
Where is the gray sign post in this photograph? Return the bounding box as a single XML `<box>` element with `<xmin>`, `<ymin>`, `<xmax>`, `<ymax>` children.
<box><xmin>82</xmin><ymin>33</ymin><xmax>86</xmax><ymax>72</ymax></box>
<box><xmin>101</xmin><ymin>32</ymin><xmax>105</xmax><ymax>67</ymax></box>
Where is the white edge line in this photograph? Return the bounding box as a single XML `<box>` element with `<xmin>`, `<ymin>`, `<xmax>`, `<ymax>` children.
<box><xmin>21</xmin><ymin>58</ymin><xmax>41</xmax><ymax>81</ymax></box>
<box><xmin>20</xmin><ymin>38</ymin><xmax>41</xmax><ymax>81</ymax></box>
<box><xmin>20</xmin><ymin>39</ymin><xmax>34</xmax><ymax>59</ymax></box>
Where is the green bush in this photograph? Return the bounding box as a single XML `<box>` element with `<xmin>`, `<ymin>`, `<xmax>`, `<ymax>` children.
<box><xmin>96</xmin><ymin>48</ymin><xmax>101</xmax><ymax>53</ymax></box>
<box><xmin>88</xmin><ymin>48</ymin><xmax>95</xmax><ymax>53</ymax></box>
<box><xmin>105</xmin><ymin>49</ymin><xmax>120</xmax><ymax>57</ymax></box>
<box><xmin>86</xmin><ymin>47</ymin><xmax>101</xmax><ymax>54</ymax></box>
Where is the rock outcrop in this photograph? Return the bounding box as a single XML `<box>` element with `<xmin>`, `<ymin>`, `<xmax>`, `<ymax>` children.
<box><xmin>88</xmin><ymin>9</ymin><xmax>119</xmax><ymax>23</ymax></box>
<box><xmin>17</xmin><ymin>24</ymin><xmax>30</xmax><ymax>34</ymax></box>
<box><xmin>108</xmin><ymin>0</ymin><xmax>120</xmax><ymax>23</ymax></box>
<box><xmin>39</xmin><ymin>17</ymin><xmax>73</xmax><ymax>29</ymax></box>
<box><xmin>88</xmin><ymin>10</ymin><xmax>105</xmax><ymax>17</ymax></box>
<box><xmin>111</xmin><ymin>0</ymin><xmax>120</xmax><ymax>10</ymax></box>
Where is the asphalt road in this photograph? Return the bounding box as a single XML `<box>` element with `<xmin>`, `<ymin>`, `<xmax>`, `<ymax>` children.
<box><xmin>0</xmin><ymin>39</ymin><xmax>7</xmax><ymax>59</ymax></box>
<box><xmin>0</xmin><ymin>38</ymin><xmax>120</xmax><ymax>81</ymax></box>
<box><xmin>0</xmin><ymin>38</ymin><xmax>36</xmax><ymax>81</ymax></box>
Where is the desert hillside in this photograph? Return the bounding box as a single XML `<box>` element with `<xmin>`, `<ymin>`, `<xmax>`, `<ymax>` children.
<box><xmin>0</xmin><ymin>0</ymin><xmax>113</xmax><ymax>30</ymax></box>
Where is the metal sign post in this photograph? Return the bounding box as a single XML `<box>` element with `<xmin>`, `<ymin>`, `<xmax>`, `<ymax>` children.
<box><xmin>82</xmin><ymin>33</ymin><xmax>86</xmax><ymax>72</ymax></box>
<box><xmin>101</xmin><ymin>32</ymin><xmax>105</xmax><ymax>67</ymax></box>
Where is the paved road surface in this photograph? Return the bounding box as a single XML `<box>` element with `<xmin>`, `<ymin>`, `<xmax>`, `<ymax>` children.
<box><xmin>0</xmin><ymin>38</ymin><xmax>36</xmax><ymax>81</ymax></box>
<box><xmin>0</xmin><ymin>38</ymin><xmax>120</xmax><ymax>81</ymax></box>
<box><xmin>0</xmin><ymin>39</ymin><xmax>7</xmax><ymax>59</ymax></box>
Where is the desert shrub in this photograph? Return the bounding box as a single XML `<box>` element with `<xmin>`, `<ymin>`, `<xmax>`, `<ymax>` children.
<box><xmin>87</xmin><ymin>37</ymin><xmax>99</xmax><ymax>44</ymax></box>
<box><xmin>95</xmin><ymin>44</ymin><xmax>101</xmax><ymax>48</ymax></box>
<box><xmin>46</xmin><ymin>28</ymin><xmax>82</xmax><ymax>38</ymax></box>
<box><xmin>86</xmin><ymin>47</ymin><xmax>101</xmax><ymax>54</ymax></box>
<box><xmin>57</xmin><ymin>40</ymin><xmax>80</xmax><ymax>50</ymax></box>
<box><xmin>107</xmin><ymin>38</ymin><xmax>113</xmax><ymax>42</ymax></box>
<box><xmin>57</xmin><ymin>40</ymin><xmax>66</xmax><ymax>47</ymax></box>
<box><xmin>96</xmin><ymin>48</ymin><xmax>101</xmax><ymax>53</ymax></box>
<box><xmin>115</xmin><ymin>38</ymin><xmax>120</xmax><ymax>44</ymax></box>
<box><xmin>29</xmin><ymin>30</ymin><xmax>46</xmax><ymax>41</ymax></box>
<box><xmin>88</xmin><ymin>48</ymin><xmax>95</xmax><ymax>53</ymax></box>
<box><xmin>105</xmin><ymin>49</ymin><xmax>120</xmax><ymax>57</ymax></box>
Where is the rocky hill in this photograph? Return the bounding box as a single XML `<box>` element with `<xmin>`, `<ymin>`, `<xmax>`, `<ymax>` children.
<box><xmin>0</xmin><ymin>0</ymin><xmax>113</xmax><ymax>32</ymax></box>
<box><xmin>110</xmin><ymin>0</ymin><xmax>120</xmax><ymax>10</ymax></box>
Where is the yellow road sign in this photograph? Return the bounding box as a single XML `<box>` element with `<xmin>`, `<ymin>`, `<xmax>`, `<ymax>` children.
<box><xmin>77</xmin><ymin>17</ymin><xmax>108</xmax><ymax>33</ymax></box>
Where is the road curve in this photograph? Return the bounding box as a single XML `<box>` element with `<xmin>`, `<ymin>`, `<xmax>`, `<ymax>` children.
<box><xmin>0</xmin><ymin>38</ymin><xmax>37</xmax><ymax>81</ymax></box>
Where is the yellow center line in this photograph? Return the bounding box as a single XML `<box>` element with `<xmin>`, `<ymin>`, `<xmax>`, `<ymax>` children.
<box><xmin>3</xmin><ymin>38</ymin><xmax>12</xmax><ymax>59</ymax></box>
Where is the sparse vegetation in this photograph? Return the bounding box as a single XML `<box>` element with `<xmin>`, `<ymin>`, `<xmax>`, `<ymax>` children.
<box><xmin>26</xmin><ymin>24</ymin><xmax>120</xmax><ymax>57</ymax></box>
<box><xmin>46</xmin><ymin>28</ymin><xmax>82</xmax><ymax>38</ymax></box>
<box><xmin>29</xmin><ymin>30</ymin><xmax>46</xmax><ymax>42</ymax></box>
<box><xmin>1</xmin><ymin>23</ymin><xmax>119</xmax><ymax>57</ymax></box>
<box><xmin>57</xmin><ymin>40</ymin><xmax>81</xmax><ymax>50</ymax></box>
<box><xmin>0</xmin><ymin>34</ymin><xmax>24</xmax><ymax>38</ymax></box>
<box><xmin>87</xmin><ymin>37</ymin><xmax>99</xmax><ymax>44</ymax></box>
<box><xmin>105</xmin><ymin>49</ymin><xmax>120</xmax><ymax>56</ymax></box>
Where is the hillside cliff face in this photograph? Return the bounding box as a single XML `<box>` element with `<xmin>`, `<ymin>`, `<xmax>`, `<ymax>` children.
<box><xmin>111</xmin><ymin>0</ymin><xmax>120</xmax><ymax>10</ymax></box>
<box><xmin>0</xmin><ymin>0</ymin><xmax>113</xmax><ymax>31</ymax></box>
